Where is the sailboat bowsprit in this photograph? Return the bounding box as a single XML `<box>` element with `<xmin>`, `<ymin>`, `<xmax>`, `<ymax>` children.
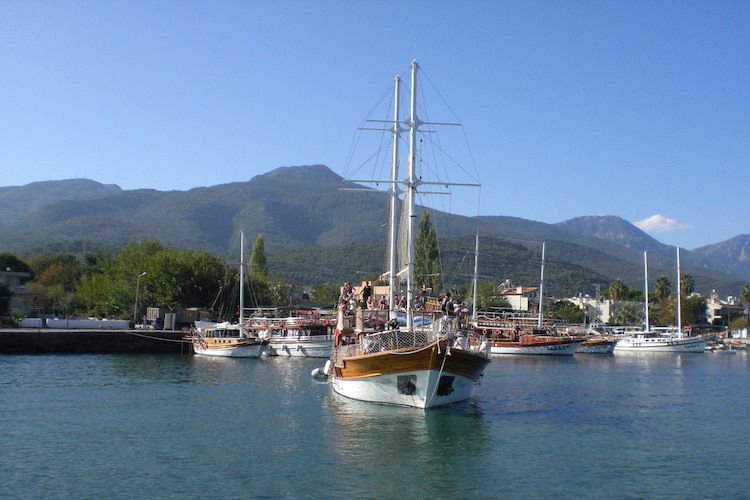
<box><xmin>325</xmin><ymin>61</ymin><xmax>491</xmax><ymax>409</ymax></box>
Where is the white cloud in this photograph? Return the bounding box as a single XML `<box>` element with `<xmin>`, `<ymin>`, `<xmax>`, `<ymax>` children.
<box><xmin>634</xmin><ymin>214</ymin><xmax>693</xmax><ymax>234</ymax></box>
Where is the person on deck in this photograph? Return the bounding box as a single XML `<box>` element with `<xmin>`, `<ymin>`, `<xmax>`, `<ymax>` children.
<box><xmin>361</xmin><ymin>281</ymin><xmax>372</xmax><ymax>308</ymax></box>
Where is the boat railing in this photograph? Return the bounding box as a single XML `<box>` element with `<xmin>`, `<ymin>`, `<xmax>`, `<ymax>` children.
<box><xmin>335</xmin><ymin>328</ymin><xmax>437</xmax><ymax>360</ymax></box>
<box><xmin>246</xmin><ymin>317</ymin><xmax>334</xmax><ymax>329</ymax></box>
<box><xmin>334</xmin><ymin>326</ymin><xmax>488</xmax><ymax>361</ymax></box>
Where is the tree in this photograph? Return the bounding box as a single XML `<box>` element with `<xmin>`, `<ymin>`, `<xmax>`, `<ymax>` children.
<box><xmin>554</xmin><ymin>299</ymin><xmax>584</xmax><ymax>324</ymax></box>
<box><xmin>24</xmin><ymin>254</ymin><xmax>84</xmax><ymax>316</ymax></box>
<box><xmin>680</xmin><ymin>274</ymin><xmax>695</xmax><ymax>296</ymax></box>
<box><xmin>250</xmin><ymin>234</ymin><xmax>268</xmax><ymax>280</ymax></box>
<box><xmin>609</xmin><ymin>279</ymin><xmax>628</xmax><ymax>301</ymax></box>
<box><xmin>0</xmin><ymin>253</ymin><xmax>33</xmax><ymax>276</ymax></box>
<box><xmin>654</xmin><ymin>275</ymin><xmax>671</xmax><ymax>301</ymax></box>
<box><xmin>74</xmin><ymin>240</ymin><xmax>228</xmax><ymax>318</ymax></box>
<box><xmin>414</xmin><ymin>212</ymin><xmax>439</xmax><ymax>292</ymax></box>
<box><xmin>609</xmin><ymin>302</ymin><xmax>644</xmax><ymax>326</ymax></box>
<box><xmin>651</xmin><ymin>295</ymin><xmax>676</xmax><ymax>326</ymax></box>
<box><xmin>310</xmin><ymin>283</ymin><xmax>341</xmax><ymax>306</ymax></box>
<box><xmin>682</xmin><ymin>295</ymin><xmax>707</xmax><ymax>326</ymax></box>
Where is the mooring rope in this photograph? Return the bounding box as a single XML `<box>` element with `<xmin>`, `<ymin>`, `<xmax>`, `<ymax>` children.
<box><xmin>124</xmin><ymin>331</ymin><xmax>192</xmax><ymax>343</ymax></box>
<box><xmin>426</xmin><ymin>338</ymin><xmax>451</xmax><ymax>406</ymax></box>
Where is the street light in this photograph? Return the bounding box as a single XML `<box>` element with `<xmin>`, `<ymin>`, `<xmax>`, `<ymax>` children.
<box><xmin>134</xmin><ymin>272</ymin><xmax>147</xmax><ymax>323</ymax></box>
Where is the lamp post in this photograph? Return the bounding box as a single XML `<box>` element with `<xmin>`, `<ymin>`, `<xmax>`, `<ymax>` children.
<box><xmin>134</xmin><ymin>272</ymin><xmax>146</xmax><ymax>323</ymax></box>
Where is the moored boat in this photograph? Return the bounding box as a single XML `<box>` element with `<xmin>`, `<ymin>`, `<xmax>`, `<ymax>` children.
<box><xmin>614</xmin><ymin>329</ymin><xmax>706</xmax><ymax>353</ymax></box>
<box><xmin>249</xmin><ymin>308</ymin><xmax>334</xmax><ymax>358</ymax></box>
<box><xmin>471</xmin><ymin>316</ymin><xmax>583</xmax><ymax>356</ymax></box>
<box><xmin>470</xmin><ymin>243</ymin><xmax>582</xmax><ymax>356</ymax></box>
<box><xmin>576</xmin><ymin>333</ymin><xmax>617</xmax><ymax>354</ymax></box>
<box><xmin>614</xmin><ymin>249</ymin><xmax>706</xmax><ymax>354</ymax></box>
<box><xmin>324</xmin><ymin>60</ymin><xmax>491</xmax><ymax>409</ymax></box>
<box><xmin>192</xmin><ymin>322</ymin><xmax>266</xmax><ymax>358</ymax></box>
<box><xmin>191</xmin><ymin>232</ymin><xmax>266</xmax><ymax>358</ymax></box>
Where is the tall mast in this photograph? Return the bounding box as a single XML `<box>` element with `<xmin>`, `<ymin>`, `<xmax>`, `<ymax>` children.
<box><xmin>405</xmin><ymin>60</ymin><xmax>419</xmax><ymax>330</ymax></box>
<box><xmin>239</xmin><ymin>230</ymin><xmax>245</xmax><ymax>336</ymax></box>
<box><xmin>388</xmin><ymin>75</ymin><xmax>401</xmax><ymax>312</ymax></box>
<box><xmin>676</xmin><ymin>246</ymin><xmax>682</xmax><ymax>338</ymax></box>
<box><xmin>472</xmin><ymin>233</ymin><xmax>479</xmax><ymax>321</ymax></box>
<box><xmin>537</xmin><ymin>242</ymin><xmax>545</xmax><ymax>329</ymax></box>
<box><xmin>644</xmin><ymin>251</ymin><xmax>649</xmax><ymax>331</ymax></box>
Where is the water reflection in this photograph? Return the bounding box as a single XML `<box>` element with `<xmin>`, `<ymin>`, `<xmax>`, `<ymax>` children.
<box><xmin>324</xmin><ymin>394</ymin><xmax>490</xmax><ymax>498</ymax></box>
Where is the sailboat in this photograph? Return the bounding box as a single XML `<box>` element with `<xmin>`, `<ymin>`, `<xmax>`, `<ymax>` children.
<box><xmin>614</xmin><ymin>248</ymin><xmax>706</xmax><ymax>353</ymax></box>
<box><xmin>471</xmin><ymin>242</ymin><xmax>583</xmax><ymax>355</ymax></box>
<box><xmin>323</xmin><ymin>61</ymin><xmax>491</xmax><ymax>409</ymax></box>
<box><xmin>191</xmin><ymin>231</ymin><xmax>267</xmax><ymax>358</ymax></box>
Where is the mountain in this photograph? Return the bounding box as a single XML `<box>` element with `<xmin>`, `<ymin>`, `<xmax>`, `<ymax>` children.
<box><xmin>0</xmin><ymin>166</ymin><xmax>747</xmax><ymax>297</ymax></box>
<box><xmin>0</xmin><ymin>179</ymin><xmax>122</xmax><ymax>228</ymax></box>
<box><xmin>690</xmin><ymin>235</ymin><xmax>750</xmax><ymax>282</ymax></box>
<box><xmin>556</xmin><ymin>216</ymin><xmax>670</xmax><ymax>254</ymax></box>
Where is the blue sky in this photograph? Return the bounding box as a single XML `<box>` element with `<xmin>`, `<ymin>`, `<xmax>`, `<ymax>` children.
<box><xmin>2</xmin><ymin>1</ymin><xmax>748</xmax><ymax>250</ymax></box>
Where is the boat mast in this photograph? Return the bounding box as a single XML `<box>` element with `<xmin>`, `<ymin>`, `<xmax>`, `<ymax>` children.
<box><xmin>239</xmin><ymin>230</ymin><xmax>245</xmax><ymax>336</ymax></box>
<box><xmin>405</xmin><ymin>60</ymin><xmax>419</xmax><ymax>331</ymax></box>
<box><xmin>472</xmin><ymin>233</ymin><xmax>479</xmax><ymax>321</ymax></box>
<box><xmin>388</xmin><ymin>75</ymin><xmax>401</xmax><ymax>312</ymax></box>
<box><xmin>644</xmin><ymin>251</ymin><xmax>649</xmax><ymax>331</ymax></box>
<box><xmin>676</xmin><ymin>246</ymin><xmax>682</xmax><ymax>338</ymax></box>
<box><xmin>537</xmin><ymin>241</ymin><xmax>545</xmax><ymax>329</ymax></box>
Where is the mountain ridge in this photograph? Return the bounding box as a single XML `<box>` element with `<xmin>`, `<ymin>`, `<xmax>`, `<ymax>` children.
<box><xmin>0</xmin><ymin>166</ymin><xmax>747</xmax><ymax>296</ymax></box>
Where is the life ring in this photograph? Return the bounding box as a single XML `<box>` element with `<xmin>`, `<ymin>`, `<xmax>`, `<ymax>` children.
<box><xmin>482</xmin><ymin>329</ymin><xmax>488</xmax><ymax>335</ymax></box>
<box><xmin>323</xmin><ymin>319</ymin><xmax>329</xmax><ymax>326</ymax></box>
<box><xmin>470</xmin><ymin>324</ymin><xmax>476</xmax><ymax>330</ymax></box>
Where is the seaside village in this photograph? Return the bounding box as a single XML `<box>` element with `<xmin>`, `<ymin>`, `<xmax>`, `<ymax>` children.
<box><xmin>2</xmin><ymin>267</ymin><xmax>747</xmax><ymax>341</ymax></box>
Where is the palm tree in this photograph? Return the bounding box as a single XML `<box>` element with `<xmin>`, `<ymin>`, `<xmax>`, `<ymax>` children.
<box><xmin>609</xmin><ymin>279</ymin><xmax>628</xmax><ymax>301</ymax></box>
<box><xmin>680</xmin><ymin>274</ymin><xmax>695</xmax><ymax>296</ymax></box>
<box><xmin>654</xmin><ymin>275</ymin><xmax>671</xmax><ymax>301</ymax></box>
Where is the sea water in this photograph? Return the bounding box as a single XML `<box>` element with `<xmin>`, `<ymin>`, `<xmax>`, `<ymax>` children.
<box><xmin>1</xmin><ymin>351</ymin><xmax>748</xmax><ymax>499</ymax></box>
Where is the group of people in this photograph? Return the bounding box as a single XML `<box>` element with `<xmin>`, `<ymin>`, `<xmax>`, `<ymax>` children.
<box><xmin>340</xmin><ymin>281</ymin><xmax>466</xmax><ymax>317</ymax></box>
<box><xmin>440</xmin><ymin>292</ymin><xmax>466</xmax><ymax>317</ymax></box>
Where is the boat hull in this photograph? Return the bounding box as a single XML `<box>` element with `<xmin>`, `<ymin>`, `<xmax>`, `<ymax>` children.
<box><xmin>192</xmin><ymin>338</ymin><xmax>266</xmax><ymax>358</ymax></box>
<box><xmin>488</xmin><ymin>338</ymin><xmax>582</xmax><ymax>356</ymax></box>
<box><xmin>614</xmin><ymin>336</ymin><xmax>706</xmax><ymax>353</ymax></box>
<box><xmin>576</xmin><ymin>339</ymin><xmax>617</xmax><ymax>354</ymax></box>
<box><xmin>265</xmin><ymin>337</ymin><xmax>333</xmax><ymax>358</ymax></box>
<box><xmin>331</xmin><ymin>343</ymin><xmax>489</xmax><ymax>409</ymax></box>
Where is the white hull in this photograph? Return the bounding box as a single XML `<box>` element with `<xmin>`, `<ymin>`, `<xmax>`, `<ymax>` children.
<box><xmin>490</xmin><ymin>340</ymin><xmax>582</xmax><ymax>356</ymax></box>
<box><xmin>193</xmin><ymin>342</ymin><xmax>265</xmax><ymax>358</ymax></box>
<box><xmin>330</xmin><ymin>369</ymin><xmax>480</xmax><ymax>409</ymax></box>
<box><xmin>265</xmin><ymin>338</ymin><xmax>333</xmax><ymax>358</ymax></box>
<box><xmin>614</xmin><ymin>335</ymin><xmax>706</xmax><ymax>353</ymax></box>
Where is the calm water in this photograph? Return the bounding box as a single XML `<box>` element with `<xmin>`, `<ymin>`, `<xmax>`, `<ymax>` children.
<box><xmin>1</xmin><ymin>350</ymin><xmax>748</xmax><ymax>499</ymax></box>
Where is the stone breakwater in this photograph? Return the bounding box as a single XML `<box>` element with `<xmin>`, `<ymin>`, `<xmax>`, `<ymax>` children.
<box><xmin>0</xmin><ymin>329</ymin><xmax>190</xmax><ymax>354</ymax></box>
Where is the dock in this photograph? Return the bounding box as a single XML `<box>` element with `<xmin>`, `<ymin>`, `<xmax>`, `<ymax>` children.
<box><xmin>0</xmin><ymin>329</ymin><xmax>191</xmax><ymax>354</ymax></box>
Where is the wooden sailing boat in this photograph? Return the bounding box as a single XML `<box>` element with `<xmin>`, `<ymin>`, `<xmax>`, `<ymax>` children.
<box><xmin>192</xmin><ymin>231</ymin><xmax>266</xmax><ymax>358</ymax></box>
<box><xmin>472</xmin><ymin>242</ymin><xmax>583</xmax><ymax>355</ymax></box>
<box><xmin>324</xmin><ymin>61</ymin><xmax>490</xmax><ymax>409</ymax></box>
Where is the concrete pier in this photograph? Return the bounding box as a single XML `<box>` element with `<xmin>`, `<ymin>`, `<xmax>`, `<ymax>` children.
<box><xmin>0</xmin><ymin>329</ymin><xmax>191</xmax><ymax>354</ymax></box>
